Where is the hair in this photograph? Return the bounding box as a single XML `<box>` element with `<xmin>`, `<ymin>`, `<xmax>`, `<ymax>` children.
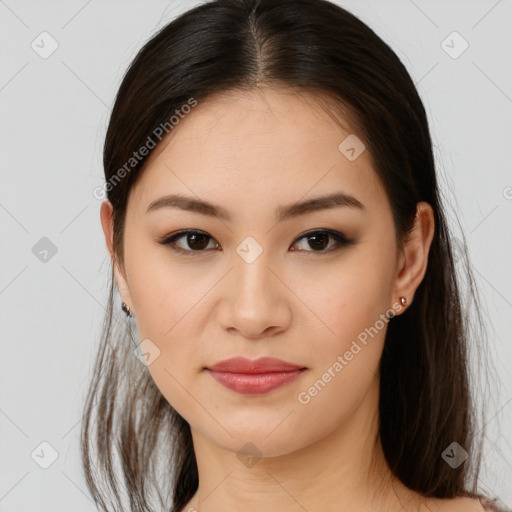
<box><xmin>81</xmin><ymin>0</ymin><xmax>507</xmax><ymax>511</ymax></box>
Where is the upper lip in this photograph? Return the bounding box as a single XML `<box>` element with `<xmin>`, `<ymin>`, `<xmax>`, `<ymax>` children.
<box><xmin>206</xmin><ymin>356</ymin><xmax>306</xmax><ymax>374</ymax></box>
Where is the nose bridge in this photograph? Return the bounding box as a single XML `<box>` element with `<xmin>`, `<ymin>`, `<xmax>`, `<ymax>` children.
<box><xmin>217</xmin><ymin>233</ymin><xmax>290</xmax><ymax>337</ymax></box>
<box><xmin>233</xmin><ymin>234</ymin><xmax>275</xmax><ymax>302</ymax></box>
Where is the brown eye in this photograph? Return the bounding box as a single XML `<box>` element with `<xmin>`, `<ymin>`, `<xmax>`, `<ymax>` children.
<box><xmin>158</xmin><ymin>230</ymin><xmax>219</xmax><ymax>256</ymax></box>
<box><xmin>185</xmin><ymin>232</ymin><xmax>211</xmax><ymax>251</ymax></box>
<box><xmin>303</xmin><ymin>232</ymin><xmax>330</xmax><ymax>251</ymax></box>
<box><xmin>290</xmin><ymin>229</ymin><xmax>355</xmax><ymax>254</ymax></box>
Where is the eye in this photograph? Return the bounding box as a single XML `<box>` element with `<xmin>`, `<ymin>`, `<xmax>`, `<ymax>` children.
<box><xmin>158</xmin><ymin>230</ymin><xmax>220</xmax><ymax>256</ymax></box>
<box><xmin>290</xmin><ymin>229</ymin><xmax>356</xmax><ymax>254</ymax></box>
<box><xmin>158</xmin><ymin>229</ymin><xmax>356</xmax><ymax>256</ymax></box>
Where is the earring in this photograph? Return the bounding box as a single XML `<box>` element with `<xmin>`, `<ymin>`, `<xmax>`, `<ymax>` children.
<box><xmin>400</xmin><ymin>296</ymin><xmax>407</xmax><ymax>308</ymax></box>
<box><xmin>122</xmin><ymin>301</ymin><xmax>134</xmax><ymax>318</ymax></box>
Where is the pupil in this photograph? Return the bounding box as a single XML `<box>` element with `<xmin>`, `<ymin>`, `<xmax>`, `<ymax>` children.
<box><xmin>189</xmin><ymin>233</ymin><xmax>208</xmax><ymax>250</ymax></box>
<box><xmin>309</xmin><ymin>233</ymin><xmax>328</xmax><ymax>250</ymax></box>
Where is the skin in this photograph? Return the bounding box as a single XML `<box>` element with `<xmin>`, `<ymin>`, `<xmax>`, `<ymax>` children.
<box><xmin>100</xmin><ymin>87</ymin><xmax>484</xmax><ymax>512</ymax></box>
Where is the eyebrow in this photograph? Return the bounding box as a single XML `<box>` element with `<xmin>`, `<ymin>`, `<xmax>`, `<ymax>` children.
<box><xmin>145</xmin><ymin>192</ymin><xmax>365</xmax><ymax>222</ymax></box>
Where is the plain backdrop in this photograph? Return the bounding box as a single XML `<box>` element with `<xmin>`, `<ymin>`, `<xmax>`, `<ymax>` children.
<box><xmin>0</xmin><ymin>1</ymin><xmax>511</xmax><ymax>510</ymax></box>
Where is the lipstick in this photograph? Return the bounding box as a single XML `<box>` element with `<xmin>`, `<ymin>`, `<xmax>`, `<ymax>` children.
<box><xmin>205</xmin><ymin>356</ymin><xmax>307</xmax><ymax>395</ymax></box>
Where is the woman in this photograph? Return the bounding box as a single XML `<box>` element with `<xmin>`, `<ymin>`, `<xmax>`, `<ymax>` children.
<box><xmin>81</xmin><ymin>0</ymin><xmax>509</xmax><ymax>510</ymax></box>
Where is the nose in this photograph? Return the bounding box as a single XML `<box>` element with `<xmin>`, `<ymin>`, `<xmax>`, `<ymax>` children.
<box><xmin>216</xmin><ymin>248</ymin><xmax>292</xmax><ymax>340</ymax></box>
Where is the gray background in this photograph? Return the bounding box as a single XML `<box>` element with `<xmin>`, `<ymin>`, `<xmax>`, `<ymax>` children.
<box><xmin>0</xmin><ymin>0</ymin><xmax>511</xmax><ymax>510</ymax></box>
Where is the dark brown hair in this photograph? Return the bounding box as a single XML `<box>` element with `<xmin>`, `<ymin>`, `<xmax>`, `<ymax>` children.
<box><xmin>81</xmin><ymin>0</ymin><xmax>506</xmax><ymax>510</ymax></box>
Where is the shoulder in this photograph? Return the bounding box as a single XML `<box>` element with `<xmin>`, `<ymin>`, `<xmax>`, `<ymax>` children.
<box><xmin>448</xmin><ymin>497</ymin><xmax>487</xmax><ymax>512</ymax></box>
<box><xmin>424</xmin><ymin>496</ymin><xmax>488</xmax><ymax>512</ymax></box>
<box><xmin>426</xmin><ymin>495</ymin><xmax>512</xmax><ymax>512</ymax></box>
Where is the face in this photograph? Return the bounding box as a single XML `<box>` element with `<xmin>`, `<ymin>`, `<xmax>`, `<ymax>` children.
<box><xmin>101</xmin><ymin>87</ymin><xmax>427</xmax><ymax>458</ymax></box>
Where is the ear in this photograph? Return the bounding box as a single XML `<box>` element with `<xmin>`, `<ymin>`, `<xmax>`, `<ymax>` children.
<box><xmin>392</xmin><ymin>201</ymin><xmax>435</xmax><ymax>311</ymax></box>
<box><xmin>100</xmin><ymin>200</ymin><xmax>133</xmax><ymax>311</ymax></box>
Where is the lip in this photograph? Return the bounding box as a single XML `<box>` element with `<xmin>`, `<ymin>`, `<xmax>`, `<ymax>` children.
<box><xmin>205</xmin><ymin>357</ymin><xmax>307</xmax><ymax>395</ymax></box>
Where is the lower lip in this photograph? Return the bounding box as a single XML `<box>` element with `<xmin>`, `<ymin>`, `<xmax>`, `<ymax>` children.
<box><xmin>207</xmin><ymin>369</ymin><xmax>305</xmax><ymax>395</ymax></box>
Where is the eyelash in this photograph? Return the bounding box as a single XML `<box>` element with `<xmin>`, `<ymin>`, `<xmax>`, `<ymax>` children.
<box><xmin>157</xmin><ymin>229</ymin><xmax>356</xmax><ymax>257</ymax></box>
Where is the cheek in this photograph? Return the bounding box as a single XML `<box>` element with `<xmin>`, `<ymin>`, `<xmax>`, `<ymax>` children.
<box><xmin>306</xmin><ymin>289</ymin><xmax>387</xmax><ymax>398</ymax></box>
<box><xmin>293</xmin><ymin>269</ymin><xmax>391</xmax><ymax>431</ymax></box>
<box><xmin>125</xmin><ymin>236</ymin><xmax>208</xmax><ymax>339</ymax></box>
<box><xmin>297</xmin><ymin>245</ymin><xmax>395</xmax><ymax>398</ymax></box>
<box><xmin>303</xmin><ymin>252</ymin><xmax>394</xmax><ymax>343</ymax></box>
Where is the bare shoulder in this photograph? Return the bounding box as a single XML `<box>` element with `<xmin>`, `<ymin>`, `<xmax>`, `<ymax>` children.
<box><xmin>423</xmin><ymin>496</ymin><xmax>487</xmax><ymax>512</ymax></box>
<box><xmin>443</xmin><ymin>495</ymin><xmax>512</xmax><ymax>512</ymax></box>
<box><xmin>446</xmin><ymin>497</ymin><xmax>487</xmax><ymax>512</ymax></box>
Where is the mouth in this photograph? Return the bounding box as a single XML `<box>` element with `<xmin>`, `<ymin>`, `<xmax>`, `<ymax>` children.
<box><xmin>205</xmin><ymin>356</ymin><xmax>307</xmax><ymax>395</ymax></box>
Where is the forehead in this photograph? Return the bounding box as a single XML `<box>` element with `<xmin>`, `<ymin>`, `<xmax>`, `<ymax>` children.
<box><xmin>129</xmin><ymin>87</ymin><xmax>387</xmax><ymax>219</ymax></box>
